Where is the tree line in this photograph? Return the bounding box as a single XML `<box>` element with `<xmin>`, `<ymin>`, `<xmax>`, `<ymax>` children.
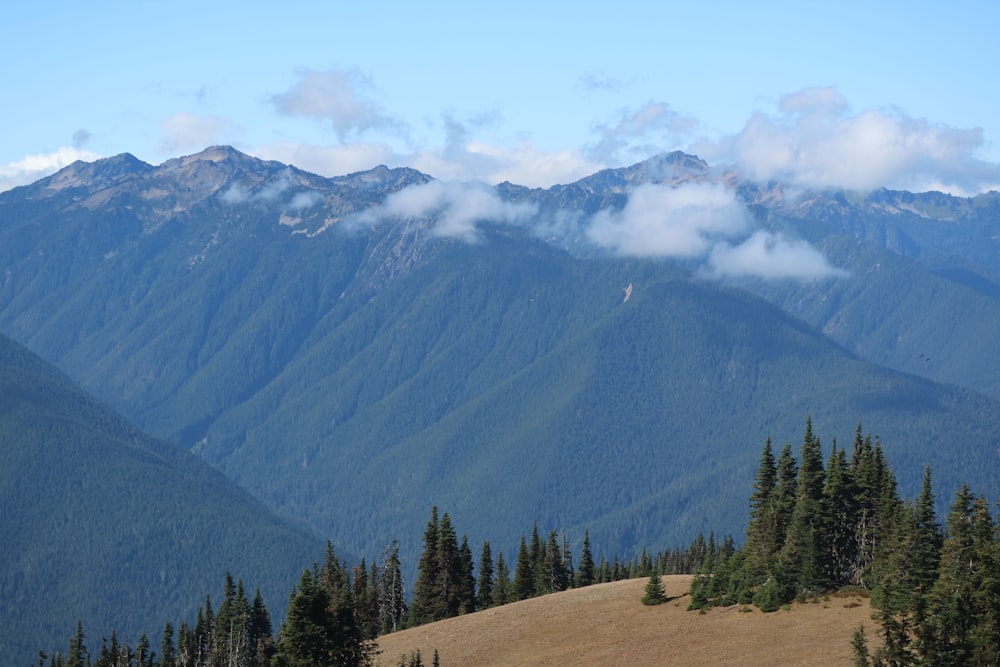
<box><xmin>35</xmin><ymin>507</ymin><xmax>724</xmax><ymax>667</ymax></box>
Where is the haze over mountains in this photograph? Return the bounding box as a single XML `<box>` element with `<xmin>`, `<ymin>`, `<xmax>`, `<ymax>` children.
<box><xmin>2</xmin><ymin>146</ymin><xmax>999</xmax><ymax>657</ymax></box>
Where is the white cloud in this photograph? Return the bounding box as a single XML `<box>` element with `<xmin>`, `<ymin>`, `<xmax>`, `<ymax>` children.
<box><xmin>706</xmin><ymin>230</ymin><xmax>849</xmax><ymax>280</ymax></box>
<box><xmin>159</xmin><ymin>112</ymin><xmax>241</xmax><ymax>155</ymax></box>
<box><xmin>0</xmin><ymin>146</ymin><xmax>100</xmax><ymax>193</ymax></box>
<box><xmin>354</xmin><ymin>180</ymin><xmax>537</xmax><ymax>241</ymax></box>
<box><xmin>271</xmin><ymin>68</ymin><xmax>405</xmax><ymax>141</ymax></box>
<box><xmin>694</xmin><ymin>86</ymin><xmax>1000</xmax><ymax>193</ymax></box>
<box><xmin>584</xmin><ymin>182</ymin><xmax>846</xmax><ymax>281</ymax></box>
<box><xmin>586</xmin><ymin>183</ymin><xmax>749</xmax><ymax>257</ymax></box>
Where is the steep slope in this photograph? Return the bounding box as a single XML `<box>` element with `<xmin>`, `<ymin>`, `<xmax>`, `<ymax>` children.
<box><xmin>731</xmin><ymin>185</ymin><xmax>1000</xmax><ymax>400</ymax></box>
<box><xmin>0</xmin><ymin>333</ymin><xmax>323</xmax><ymax>662</ymax></box>
<box><xmin>198</xmin><ymin>234</ymin><xmax>998</xmax><ymax>567</ymax></box>
<box><xmin>2</xmin><ymin>147</ymin><xmax>999</xmax><ymax>576</ymax></box>
<box><xmin>740</xmin><ymin>235</ymin><xmax>1000</xmax><ymax>399</ymax></box>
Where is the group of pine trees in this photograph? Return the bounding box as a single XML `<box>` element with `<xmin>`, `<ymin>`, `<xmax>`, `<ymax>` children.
<box><xmin>690</xmin><ymin>418</ymin><xmax>1000</xmax><ymax>666</ymax></box>
<box><xmin>405</xmin><ymin>506</ymin><xmax>731</xmax><ymax>625</ymax></box>
<box><xmin>689</xmin><ymin>418</ymin><xmax>923</xmax><ymax>610</ymax></box>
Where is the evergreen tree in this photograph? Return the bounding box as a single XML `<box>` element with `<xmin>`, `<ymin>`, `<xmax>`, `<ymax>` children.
<box><xmin>773</xmin><ymin>443</ymin><xmax>799</xmax><ymax>551</ymax></box>
<box><xmin>744</xmin><ymin>437</ymin><xmax>778</xmax><ymax>576</ymax></box>
<box><xmin>159</xmin><ymin>622</ymin><xmax>176</xmax><ymax>667</ymax></box>
<box><xmin>435</xmin><ymin>513</ymin><xmax>462</xmax><ymax>617</ymax></box>
<box><xmin>823</xmin><ymin>445</ymin><xmax>856</xmax><ymax>588</ymax></box>
<box><xmin>851</xmin><ymin>625</ymin><xmax>872</xmax><ymax>667</ymax></box>
<box><xmin>273</xmin><ymin>568</ymin><xmax>375</xmax><ymax>667</ymax></box>
<box><xmin>778</xmin><ymin>418</ymin><xmax>827</xmax><ymax>596</ymax></box>
<box><xmin>377</xmin><ymin>542</ymin><xmax>407</xmax><ymax>634</ymax></box>
<box><xmin>248</xmin><ymin>587</ymin><xmax>274</xmax><ymax>666</ymax></box>
<box><xmin>641</xmin><ymin>572</ymin><xmax>667</xmax><ymax>605</ymax></box>
<box><xmin>913</xmin><ymin>466</ymin><xmax>942</xmax><ymax>593</ymax></box>
<box><xmin>493</xmin><ymin>552</ymin><xmax>512</xmax><ymax>606</ymax></box>
<box><xmin>541</xmin><ymin>531</ymin><xmax>569</xmax><ymax>594</ymax></box>
<box><xmin>66</xmin><ymin>620</ymin><xmax>87</xmax><ymax>667</ymax></box>
<box><xmin>576</xmin><ymin>530</ymin><xmax>595</xmax><ymax>588</ymax></box>
<box><xmin>475</xmin><ymin>541</ymin><xmax>494</xmax><ymax>610</ymax></box>
<box><xmin>513</xmin><ymin>536</ymin><xmax>535</xmax><ymax>600</ymax></box>
<box><xmin>457</xmin><ymin>535</ymin><xmax>476</xmax><ymax>614</ymax></box>
<box><xmin>924</xmin><ymin>484</ymin><xmax>977</xmax><ymax>666</ymax></box>
<box><xmin>409</xmin><ymin>507</ymin><xmax>441</xmax><ymax>625</ymax></box>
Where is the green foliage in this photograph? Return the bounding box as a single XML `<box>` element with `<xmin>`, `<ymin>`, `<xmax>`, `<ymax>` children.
<box><xmin>640</xmin><ymin>572</ymin><xmax>667</xmax><ymax>606</ymax></box>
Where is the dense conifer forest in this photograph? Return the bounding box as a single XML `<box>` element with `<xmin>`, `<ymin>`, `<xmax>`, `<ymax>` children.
<box><xmin>34</xmin><ymin>418</ymin><xmax>1000</xmax><ymax>666</ymax></box>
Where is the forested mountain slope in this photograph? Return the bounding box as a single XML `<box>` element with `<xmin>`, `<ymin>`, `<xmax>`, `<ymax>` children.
<box><xmin>1</xmin><ymin>147</ymin><xmax>998</xmax><ymax>574</ymax></box>
<box><xmin>0</xmin><ymin>333</ymin><xmax>323</xmax><ymax>662</ymax></box>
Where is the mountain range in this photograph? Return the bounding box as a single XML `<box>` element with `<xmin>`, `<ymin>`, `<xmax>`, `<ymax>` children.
<box><xmin>2</xmin><ymin>146</ymin><xmax>999</xmax><ymax>654</ymax></box>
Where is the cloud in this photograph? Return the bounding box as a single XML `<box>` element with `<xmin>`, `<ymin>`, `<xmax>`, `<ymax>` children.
<box><xmin>271</xmin><ymin>68</ymin><xmax>405</xmax><ymax>141</ymax></box>
<box><xmin>0</xmin><ymin>146</ymin><xmax>100</xmax><ymax>193</ymax></box>
<box><xmin>584</xmin><ymin>182</ymin><xmax>845</xmax><ymax>281</ymax></box>
<box><xmin>586</xmin><ymin>102</ymin><xmax>698</xmax><ymax>165</ymax></box>
<box><xmin>586</xmin><ymin>183</ymin><xmax>749</xmax><ymax>257</ymax></box>
<box><xmin>219</xmin><ymin>167</ymin><xmax>323</xmax><ymax>211</ymax></box>
<box><xmin>159</xmin><ymin>112</ymin><xmax>241</xmax><ymax>154</ymax></box>
<box><xmin>693</xmin><ymin>86</ymin><xmax>1000</xmax><ymax>194</ymax></box>
<box><xmin>353</xmin><ymin>180</ymin><xmax>536</xmax><ymax>241</ymax></box>
<box><xmin>706</xmin><ymin>230</ymin><xmax>849</xmax><ymax>280</ymax></box>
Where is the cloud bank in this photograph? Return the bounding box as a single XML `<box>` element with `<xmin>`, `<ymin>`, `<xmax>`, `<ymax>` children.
<box><xmin>352</xmin><ymin>178</ymin><xmax>844</xmax><ymax>281</ymax></box>
<box><xmin>695</xmin><ymin>87</ymin><xmax>1000</xmax><ymax>194</ymax></box>
<box><xmin>585</xmin><ymin>182</ymin><xmax>845</xmax><ymax>281</ymax></box>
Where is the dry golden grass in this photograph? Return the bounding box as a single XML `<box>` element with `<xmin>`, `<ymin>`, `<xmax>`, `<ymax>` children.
<box><xmin>375</xmin><ymin>575</ymin><xmax>878</xmax><ymax>666</ymax></box>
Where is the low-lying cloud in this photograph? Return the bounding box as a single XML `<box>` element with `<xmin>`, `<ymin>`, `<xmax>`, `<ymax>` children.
<box><xmin>694</xmin><ymin>86</ymin><xmax>1000</xmax><ymax>194</ymax></box>
<box><xmin>352</xmin><ymin>180</ymin><xmax>537</xmax><ymax>242</ymax></box>
<box><xmin>220</xmin><ymin>168</ymin><xmax>323</xmax><ymax>212</ymax></box>
<box><xmin>706</xmin><ymin>230</ymin><xmax>848</xmax><ymax>280</ymax></box>
<box><xmin>587</xmin><ymin>183</ymin><xmax>748</xmax><ymax>257</ymax></box>
<box><xmin>585</xmin><ymin>182</ymin><xmax>845</xmax><ymax>281</ymax></box>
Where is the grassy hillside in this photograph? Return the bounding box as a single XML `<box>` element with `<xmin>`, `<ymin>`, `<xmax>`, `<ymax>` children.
<box><xmin>376</xmin><ymin>575</ymin><xmax>877</xmax><ymax>666</ymax></box>
<box><xmin>0</xmin><ymin>333</ymin><xmax>324</xmax><ymax>663</ymax></box>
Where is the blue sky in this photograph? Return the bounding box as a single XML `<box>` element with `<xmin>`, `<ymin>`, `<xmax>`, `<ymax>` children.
<box><xmin>3</xmin><ymin>1</ymin><xmax>999</xmax><ymax>194</ymax></box>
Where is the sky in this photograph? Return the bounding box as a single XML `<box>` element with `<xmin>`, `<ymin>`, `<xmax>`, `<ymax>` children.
<box><xmin>3</xmin><ymin>1</ymin><xmax>1000</xmax><ymax>200</ymax></box>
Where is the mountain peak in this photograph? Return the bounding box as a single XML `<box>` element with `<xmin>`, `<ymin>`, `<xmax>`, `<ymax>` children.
<box><xmin>37</xmin><ymin>152</ymin><xmax>151</xmax><ymax>194</ymax></box>
<box><xmin>158</xmin><ymin>145</ymin><xmax>267</xmax><ymax>173</ymax></box>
